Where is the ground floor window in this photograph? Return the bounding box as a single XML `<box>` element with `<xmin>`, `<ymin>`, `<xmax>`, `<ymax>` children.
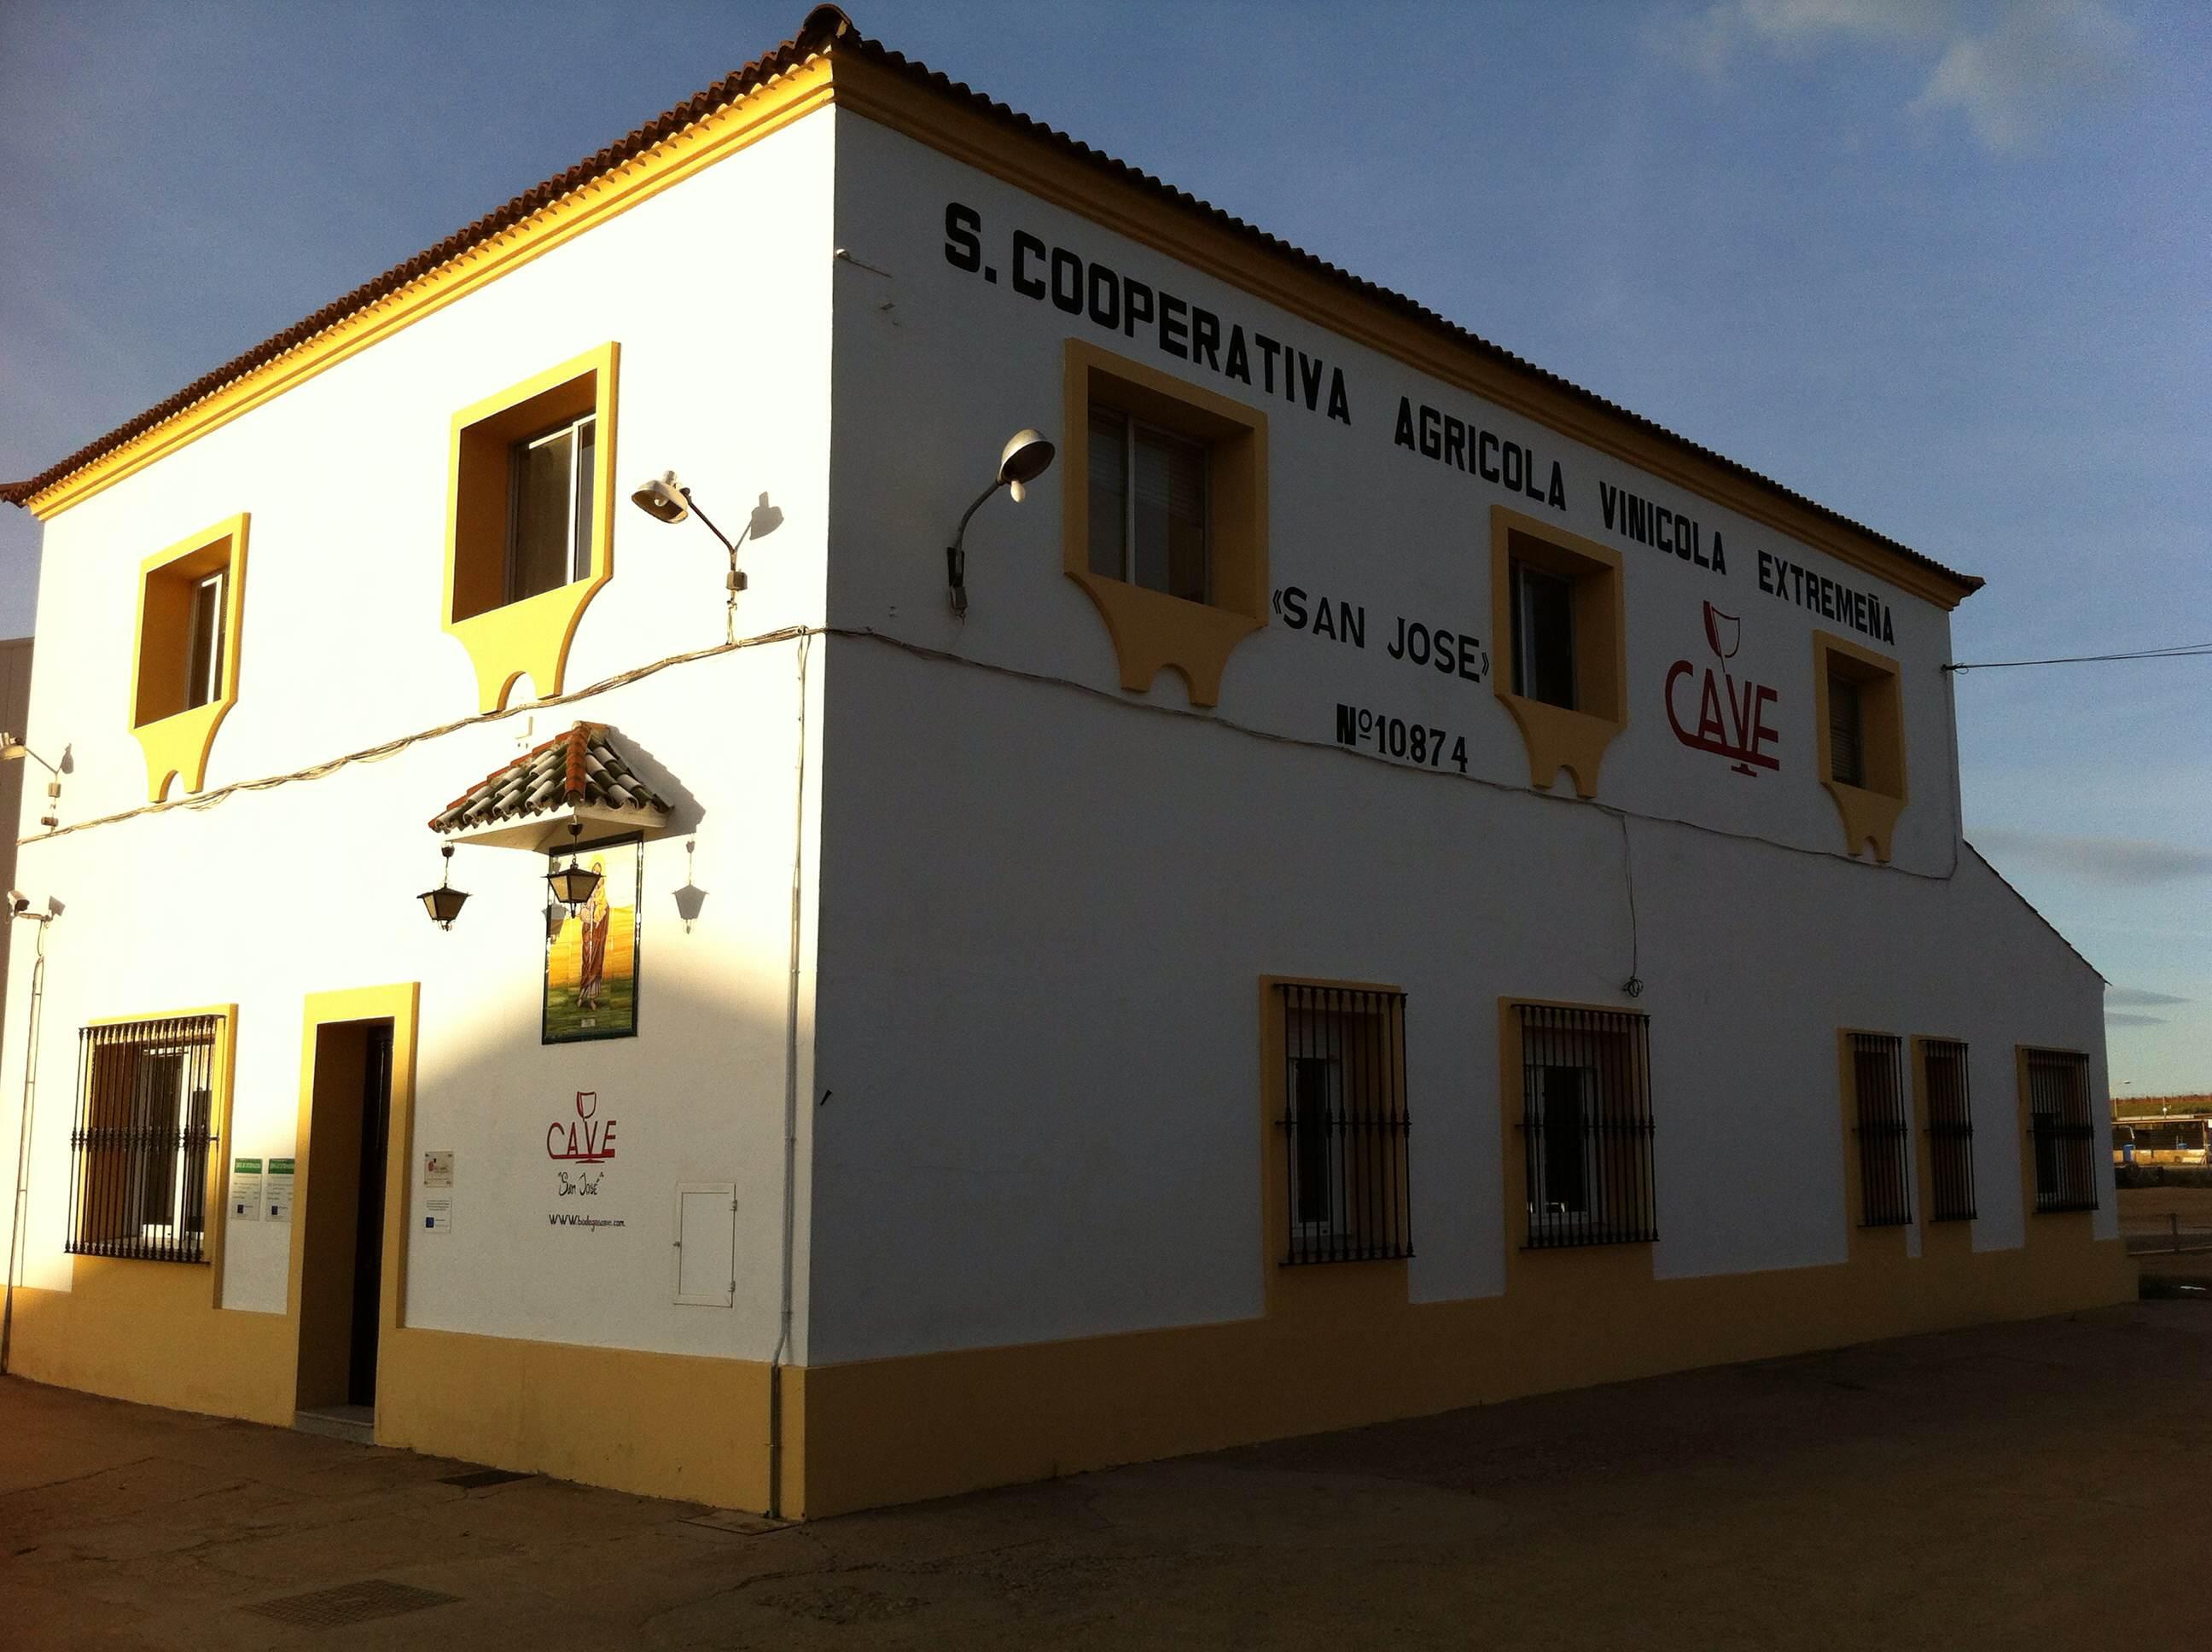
<box><xmin>1514</xmin><ymin>1003</ymin><xmax>1656</xmax><ymax>1248</ymax></box>
<box><xmin>1921</xmin><ymin>1038</ymin><xmax>1976</xmax><ymax>1223</ymax></box>
<box><xmin>67</xmin><ymin>1015</ymin><xmax>223</xmax><ymax>1263</ymax></box>
<box><xmin>1276</xmin><ymin>984</ymin><xmax>1412</xmax><ymax>1265</ymax></box>
<box><xmin>2025</xmin><ymin>1048</ymin><xmax>2098</xmax><ymax>1213</ymax></box>
<box><xmin>1849</xmin><ymin>1032</ymin><xmax>1912</xmax><ymax>1228</ymax></box>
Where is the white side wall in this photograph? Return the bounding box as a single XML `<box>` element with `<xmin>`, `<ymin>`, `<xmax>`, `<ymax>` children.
<box><xmin>1</xmin><ymin>111</ymin><xmax>836</xmax><ymax>1364</ymax></box>
<box><xmin>805</xmin><ymin>112</ymin><xmax>2112</xmax><ymax>1366</ymax></box>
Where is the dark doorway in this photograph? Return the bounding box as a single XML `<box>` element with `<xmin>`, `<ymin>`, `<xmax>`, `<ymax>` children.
<box><xmin>296</xmin><ymin>1018</ymin><xmax>395</xmax><ymax>1423</ymax></box>
<box><xmin>347</xmin><ymin>1026</ymin><xmax>394</xmax><ymax>1406</ymax></box>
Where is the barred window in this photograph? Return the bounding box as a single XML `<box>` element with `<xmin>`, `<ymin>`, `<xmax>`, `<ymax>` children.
<box><xmin>1276</xmin><ymin>985</ymin><xmax>1412</xmax><ymax>1265</ymax></box>
<box><xmin>1850</xmin><ymin>1032</ymin><xmax>1912</xmax><ymax>1228</ymax></box>
<box><xmin>1515</xmin><ymin>1003</ymin><xmax>1656</xmax><ymax>1248</ymax></box>
<box><xmin>2026</xmin><ymin>1048</ymin><xmax>2098</xmax><ymax>1213</ymax></box>
<box><xmin>1923</xmin><ymin>1038</ymin><xmax>1976</xmax><ymax>1223</ymax></box>
<box><xmin>67</xmin><ymin>1016</ymin><xmax>222</xmax><ymax>1263</ymax></box>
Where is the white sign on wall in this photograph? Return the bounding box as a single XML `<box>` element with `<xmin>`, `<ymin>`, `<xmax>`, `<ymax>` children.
<box><xmin>265</xmin><ymin>1157</ymin><xmax>294</xmax><ymax>1224</ymax></box>
<box><xmin>230</xmin><ymin>1157</ymin><xmax>263</xmax><ymax>1221</ymax></box>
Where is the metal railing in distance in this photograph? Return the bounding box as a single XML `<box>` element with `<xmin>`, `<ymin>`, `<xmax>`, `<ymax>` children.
<box><xmin>1277</xmin><ymin>984</ymin><xmax>1412</xmax><ymax>1265</ymax></box>
<box><xmin>1516</xmin><ymin>1003</ymin><xmax>1656</xmax><ymax>1249</ymax></box>
<box><xmin>65</xmin><ymin>1015</ymin><xmax>222</xmax><ymax>1264</ymax></box>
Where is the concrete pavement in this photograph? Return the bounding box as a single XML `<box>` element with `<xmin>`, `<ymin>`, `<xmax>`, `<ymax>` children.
<box><xmin>3</xmin><ymin>1302</ymin><xmax>2205</xmax><ymax>1649</ymax></box>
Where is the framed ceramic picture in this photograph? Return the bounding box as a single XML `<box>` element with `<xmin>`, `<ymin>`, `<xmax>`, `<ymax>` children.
<box><xmin>543</xmin><ymin>832</ymin><xmax>642</xmax><ymax>1044</ymax></box>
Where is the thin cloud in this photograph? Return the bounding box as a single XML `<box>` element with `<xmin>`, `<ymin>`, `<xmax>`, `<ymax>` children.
<box><xmin>2106</xmin><ymin>1012</ymin><xmax>2168</xmax><ymax>1027</ymax></box>
<box><xmin>2109</xmin><ymin>986</ymin><xmax>2192</xmax><ymax>1008</ymax></box>
<box><xmin>1911</xmin><ymin>1</ymin><xmax>2138</xmax><ymax>152</ymax></box>
<box><xmin>1972</xmin><ymin>826</ymin><xmax>2212</xmax><ymax>887</ymax></box>
<box><xmin>1655</xmin><ymin>0</ymin><xmax>2138</xmax><ymax>152</ymax></box>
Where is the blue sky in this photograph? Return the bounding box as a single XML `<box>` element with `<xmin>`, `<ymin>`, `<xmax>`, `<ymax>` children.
<box><xmin>3</xmin><ymin>1</ymin><xmax>2205</xmax><ymax>1090</ymax></box>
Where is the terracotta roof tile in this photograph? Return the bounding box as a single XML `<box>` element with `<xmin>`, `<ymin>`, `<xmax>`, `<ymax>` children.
<box><xmin>3</xmin><ymin>5</ymin><xmax>1980</xmax><ymax>596</ymax></box>
<box><xmin>430</xmin><ymin>722</ymin><xmax>664</xmax><ymax>835</ymax></box>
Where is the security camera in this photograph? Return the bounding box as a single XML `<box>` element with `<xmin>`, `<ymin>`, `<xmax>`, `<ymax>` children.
<box><xmin>8</xmin><ymin>891</ymin><xmax>27</xmax><ymax>915</ymax></box>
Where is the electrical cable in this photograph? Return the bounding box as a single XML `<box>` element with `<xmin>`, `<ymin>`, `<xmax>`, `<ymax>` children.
<box><xmin>1947</xmin><ymin>642</ymin><xmax>2212</xmax><ymax>672</ymax></box>
<box><xmin>20</xmin><ymin>619</ymin><xmax>1965</xmax><ymax>886</ymax></box>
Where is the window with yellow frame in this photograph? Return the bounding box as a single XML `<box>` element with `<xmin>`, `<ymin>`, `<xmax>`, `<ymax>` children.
<box><xmin>1488</xmin><ymin>505</ymin><xmax>1626</xmax><ymax>798</ymax></box>
<box><xmin>129</xmin><ymin>514</ymin><xmax>248</xmax><ymax>802</ymax></box>
<box><xmin>1811</xmin><ymin>629</ymin><xmax>1906</xmax><ymax>860</ymax></box>
<box><xmin>1060</xmin><ymin>339</ymin><xmax>1266</xmax><ymax>707</ymax></box>
<box><xmin>444</xmin><ymin>342</ymin><xmax>620</xmax><ymax>712</ymax></box>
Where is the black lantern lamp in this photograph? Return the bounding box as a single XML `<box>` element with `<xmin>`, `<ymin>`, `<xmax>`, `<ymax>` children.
<box><xmin>420</xmin><ymin>843</ymin><xmax>470</xmax><ymax>930</ymax></box>
<box><xmin>545</xmin><ymin>820</ymin><xmax>602</xmax><ymax>912</ymax></box>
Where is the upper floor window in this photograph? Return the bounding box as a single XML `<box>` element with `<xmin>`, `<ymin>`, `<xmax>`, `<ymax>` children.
<box><xmin>444</xmin><ymin>342</ymin><xmax>619</xmax><ymax>713</ymax></box>
<box><xmin>1510</xmin><ymin>561</ymin><xmax>1576</xmax><ymax>709</ymax></box>
<box><xmin>1826</xmin><ymin>671</ymin><xmax>1864</xmax><ymax>787</ymax></box>
<box><xmin>1488</xmin><ymin>508</ymin><xmax>1626</xmax><ymax>798</ymax></box>
<box><xmin>183</xmin><ymin>571</ymin><xmax>227</xmax><ymax>712</ymax></box>
<box><xmin>131</xmin><ymin>513</ymin><xmax>248</xmax><ymax>802</ymax></box>
<box><xmin>1062</xmin><ymin>340</ymin><xmax>1268</xmax><ymax>708</ymax></box>
<box><xmin>1087</xmin><ymin>406</ymin><xmax>1208</xmax><ymax>603</ymax></box>
<box><xmin>509</xmin><ymin>412</ymin><xmax>597</xmax><ymax>604</ymax></box>
<box><xmin>1813</xmin><ymin>631</ymin><xmax>1908</xmax><ymax>860</ymax></box>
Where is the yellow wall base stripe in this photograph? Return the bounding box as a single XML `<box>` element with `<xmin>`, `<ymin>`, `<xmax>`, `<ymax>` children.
<box><xmin>795</xmin><ymin>1237</ymin><xmax>2133</xmax><ymax>1518</ymax></box>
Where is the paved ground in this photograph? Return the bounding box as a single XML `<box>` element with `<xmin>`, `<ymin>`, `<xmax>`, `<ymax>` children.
<box><xmin>3</xmin><ymin>1302</ymin><xmax>2206</xmax><ymax>1650</ymax></box>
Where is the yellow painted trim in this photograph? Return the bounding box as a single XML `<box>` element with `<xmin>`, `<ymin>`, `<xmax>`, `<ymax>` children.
<box><xmin>22</xmin><ymin>57</ymin><xmax>833</xmax><ymax>521</ymax></box>
<box><xmin>794</xmin><ymin>1227</ymin><xmax>2131</xmax><ymax>1518</ymax></box>
<box><xmin>1256</xmin><ymin>975</ymin><xmax>1408</xmax><ymax>1318</ymax></box>
<box><xmin>1061</xmin><ymin>338</ymin><xmax>1269</xmax><ymax>706</ymax></box>
<box><xmin>376</xmin><ymin>1328</ymin><xmax>783</xmax><ymax>1511</ymax></box>
<box><xmin>441</xmin><ymin>343</ymin><xmax>620</xmax><ymax>711</ymax></box>
<box><xmin>1811</xmin><ymin>629</ymin><xmax>1907</xmax><ymax>862</ymax></box>
<box><xmin>127</xmin><ymin>515</ymin><xmax>248</xmax><ymax>801</ymax></box>
<box><xmin>1489</xmin><ymin>507</ymin><xmax>1627</xmax><ymax>797</ymax></box>
<box><xmin>830</xmin><ymin>55</ymin><xmax>1975</xmax><ymax>611</ymax></box>
<box><xmin>1498</xmin><ymin>998</ymin><xmax>1656</xmax><ymax>1308</ymax></box>
<box><xmin>1837</xmin><ymin>1028</ymin><xmax>1910</xmax><ymax>1259</ymax></box>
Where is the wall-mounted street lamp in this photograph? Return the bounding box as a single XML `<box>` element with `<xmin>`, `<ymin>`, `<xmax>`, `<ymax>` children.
<box><xmin>545</xmin><ymin>820</ymin><xmax>602</xmax><ymax>912</ymax></box>
<box><xmin>946</xmin><ymin>429</ymin><xmax>1056</xmax><ymax>618</ymax></box>
<box><xmin>419</xmin><ymin>843</ymin><xmax>470</xmax><ymax>930</ymax></box>
<box><xmin>631</xmin><ymin>470</ymin><xmax>783</xmax><ymax>643</ymax></box>
<box><xmin>0</xmin><ymin>734</ymin><xmax>62</xmax><ymax>832</ymax></box>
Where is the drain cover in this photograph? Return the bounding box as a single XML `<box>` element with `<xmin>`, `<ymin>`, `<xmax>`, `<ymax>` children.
<box><xmin>245</xmin><ymin>1579</ymin><xmax>459</xmax><ymax>1628</ymax></box>
<box><xmin>439</xmin><ymin>1467</ymin><xmax>535</xmax><ymax>1489</ymax></box>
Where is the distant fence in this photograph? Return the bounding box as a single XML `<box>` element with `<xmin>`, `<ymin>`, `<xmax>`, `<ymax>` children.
<box><xmin>2122</xmin><ymin>1210</ymin><xmax>2212</xmax><ymax>1257</ymax></box>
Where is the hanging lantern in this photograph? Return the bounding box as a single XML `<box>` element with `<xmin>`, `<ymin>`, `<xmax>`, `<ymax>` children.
<box><xmin>545</xmin><ymin>820</ymin><xmax>602</xmax><ymax>911</ymax></box>
<box><xmin>420</xmin><ymin>843</ymin><xmax>469</xmax><ymax>929</ymax></box>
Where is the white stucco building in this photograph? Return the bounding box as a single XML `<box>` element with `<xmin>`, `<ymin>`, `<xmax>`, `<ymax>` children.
<box><xmin>0</xmin><ymin>8</ymin><xmax>2126</xmax><ymax>1518</ymax></box>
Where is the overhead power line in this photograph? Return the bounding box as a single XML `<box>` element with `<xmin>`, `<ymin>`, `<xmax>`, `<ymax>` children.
<box><xmin>1946</xmin><ymin>642</ymin><xmax>2212</xmax><ymax>672</ymax></box>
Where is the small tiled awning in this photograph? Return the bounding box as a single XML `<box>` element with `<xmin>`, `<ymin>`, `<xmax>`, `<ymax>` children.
<box><xmin>430</xmin><ymin>721</ymin><xmax>668</xmax><ymax>850</ymax></box>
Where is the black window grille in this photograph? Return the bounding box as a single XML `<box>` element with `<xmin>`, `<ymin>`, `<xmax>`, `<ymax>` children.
<box><xmin>2027</xmin><ymin>1048</ymin><xmax>2098</xmax><ymax>1213</ymax></box>
<box><xmin>1850</xmin><ymin>1032</ymin><xmax>1912</xmax><ymax>1228</ymax></box>
<box><xmin>1923</xmin><ymin>1038</ymin><xmax>1976</xmax><ymax>1223</ymax></box>
<box><xmin>1516</xmin><ymin>1004</ymin><xmax>1656</xmax><ymax>1248</ymax></box>
<box><xmin>1276</xmin><ymin>985</ymin><xmax>1412</xmax><ymax>1265</ymax></box>
<box><xmin>66</xmin><ymin>1016</ymin><xmax>222</xmax><ymax>1264</ymax></box>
